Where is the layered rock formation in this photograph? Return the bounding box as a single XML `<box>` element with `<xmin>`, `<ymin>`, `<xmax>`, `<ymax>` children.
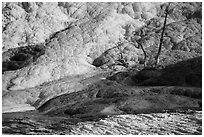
<box><xmin>2</xmin><ymin>2</ymin><xmax>165</xmax><ymax>109</ymax></box>
<box><xmin>2</xmin><ymin>2</ymin><xmax>202</xmax><ymax>135</ymax></box>
<box><xmin>2</xmin><ymin>2</ymin><xmax>202</xmax><ymax>134</ymax></box>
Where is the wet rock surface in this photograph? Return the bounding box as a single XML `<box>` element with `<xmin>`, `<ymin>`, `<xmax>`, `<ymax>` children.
<box><xmin>69</xmin><ymin>111</ymin><xmax>202</xmax><ymax>135</ymax></box>
<box><xmin>2</xmin><ymin>110</ymin><xmax>202</xmax><ymax>135</ymax></box>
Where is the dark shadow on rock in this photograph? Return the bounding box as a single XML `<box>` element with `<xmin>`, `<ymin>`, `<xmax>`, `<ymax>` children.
<box><xmin>92</xmin><ymin>46</ymin><xmax>119</xmax><ymax>67</ymax></box>
<box><xmin>2</xmin><ymin>44</ymin><xmax>45</xmax><ymax>73</ymax></box>
<box><xmin>132</xmin><ymin>56</ymin><xmax>202</xmax><ymax>87</ymax></box>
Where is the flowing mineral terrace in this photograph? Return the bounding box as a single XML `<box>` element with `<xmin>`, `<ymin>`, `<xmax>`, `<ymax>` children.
<box><xmin>2</xmin><ymin>111</ymin><xmax>202</xmax><ymax>135</ymax></box>
<box><xmin>2</xmin><ymin>2</ymin><xmax>202</xmax><ymax>135</ymax></box>
<box><xmin>69</xmin><ymin>112</ymin><xmax>202</xmax><ymax>135</ymax></box>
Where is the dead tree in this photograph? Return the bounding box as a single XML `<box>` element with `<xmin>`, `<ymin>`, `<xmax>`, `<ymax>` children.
<box><xmin>128</xmin><ymin>38</ymin><xmax>147</xmax><ymax>68</ymax></box>
<box><xmin>126</xmin><ymin>26</ymin><xmax>147</xmax><ymax>68</ymax></box>
<box><xmin>137</xmin><ymin>39</ymin><xmax>147</xmax><ymax>67</ymax></box>
<box><xmin>155</xmin><ymin>3</ymin><xmax>171</xmax><ymax>67</ymax></box>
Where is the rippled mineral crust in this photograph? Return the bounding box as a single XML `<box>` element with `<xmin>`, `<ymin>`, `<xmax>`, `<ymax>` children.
<box><xmin>2</xmin><ymin>2</ymin><xmax>202</xmax><ymax>135</ymax></box>
<box><xmin>69</xmin><ymin>111</ymin><xmax>202</xmax><ymax>135</ymax></box>
<box><xmin>2</xmin><ymin>111</ymin><xmax>202</xmax><ymax>135</ymax></box>
<box><xmin>2</xmin><ymin>2</ymin><xmax>202</xmax><ymax>112</ymax></box>
<box><xmin>2</xmin><ymin>2</ymin><xmax>163</xmax><ymax>111</ymax></box>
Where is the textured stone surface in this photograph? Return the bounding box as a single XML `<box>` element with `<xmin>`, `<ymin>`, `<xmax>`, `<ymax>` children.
<box><xmin>2</xmin><ymin>2</ymin><xmax>165</xmax><ymax>110</ymax></box>
<box><xmin>69</xmin><ymin>111</ymin><xmax>202</xmax><ymax>135</ymax></box>
<box><xmin>2</xmin><ymin>2</ymin><xmax>71</xmax><ymax>52</ymax></box>
<box><xmin>2</xmin><ymin>2</ymin><xmax>202</xmax><ymax>135</ymax></box>
<box><xmin>2</xmin><ymin>111</ymin><xmax>202</xmax><ymax>135</ymax></box>
<box><xmin>2</xmin><ymin>2</ymin><xmax>149</xmax><ymax>92</ymax></box>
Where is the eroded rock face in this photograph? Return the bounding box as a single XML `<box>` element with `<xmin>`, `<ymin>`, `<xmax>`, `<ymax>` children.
<box><xmin>92</xmin><ymin>3</ymin><xmax>202</xmax><ymax>68</ymax></box>
<box><xmin>2</xmin><ymin>2</ymin><xmax>202</xmax><ymax>114</ymax></box>
<box><xmin>2</xmin><ymin>2</ymin><xmax>72</xmax><ymax>52</ymax></box>
<box><xmin>2</xmin><ymin>2</ymin><xmax>160</xmax><ymax>94</ymax></box>
<box><xmin>2</xmin><ymin>2</ymin><xmax>154</xmax><ymax>92</ymax></box>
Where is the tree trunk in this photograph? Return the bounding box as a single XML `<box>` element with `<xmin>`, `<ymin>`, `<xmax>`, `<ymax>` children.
<box><xmin>155</xmin><ymin>3</ymin><xmax>170</xmax><ymax>67</ymax></box>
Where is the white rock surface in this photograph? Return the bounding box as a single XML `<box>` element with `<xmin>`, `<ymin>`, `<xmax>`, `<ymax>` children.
<box><xmin>2</xmin><ymin>2</ymin><xmax>202</xmax><ymax>115</ymax></box>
